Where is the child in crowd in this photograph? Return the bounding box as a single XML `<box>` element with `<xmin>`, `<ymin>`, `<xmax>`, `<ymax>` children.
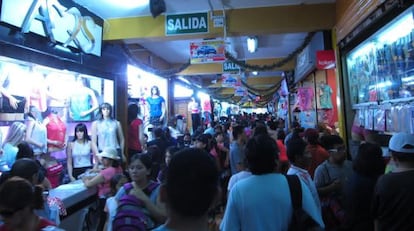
<box><xmin>103</xmin><ymin>173</ymin><xmax>128</xmax><ymax>231</ymax></box>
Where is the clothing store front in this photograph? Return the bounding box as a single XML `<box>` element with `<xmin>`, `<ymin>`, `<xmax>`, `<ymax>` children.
<box><xmin>0</xmin><ymin>0</ymin><xmax>127</xmax><ymax>229</ymax></box>
<box><xmin>288</xmin><ymin>31</ymin><xmax>339</xmax><ymax>132</ymax></box>
<box><xmin>338</xmin><ymin>0</ymin><xmax>414</xmax><ymax>159</ymax></box>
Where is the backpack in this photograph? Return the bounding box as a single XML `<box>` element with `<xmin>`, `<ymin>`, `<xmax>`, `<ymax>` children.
<box><xmin>285</xmin><ymin>174</ymin><xmax>323</xmax><ymax>231</ymax></box>
<box><xmin>112</xmin><ymin>181</ymin><xmax>160</xmax><ymax>231</ymax></box>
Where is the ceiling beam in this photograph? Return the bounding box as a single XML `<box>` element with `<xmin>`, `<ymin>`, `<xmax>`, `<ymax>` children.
<box><xmin>103</xmin><ymin>3</ymin><xmax>335</xmax><ymax>41</ymax></box>
<box><xmin>178</xmin><ymin>57</ymin><xmax>294</xmax><ymax>75</ymax></box>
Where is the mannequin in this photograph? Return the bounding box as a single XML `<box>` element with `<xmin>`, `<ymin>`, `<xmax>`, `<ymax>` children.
<box><xmin>68</xmin><ymin>75</ymin><xmax>99</xmax><ymax>121</ymax></box>
<box><xmin>188</xmin><ymin>96</ymin><xmax>201</xmax><ymax>133</ymax></box>
<box><xmin>91</xmin><ymin>102</ymin><xmax>126</xmax><ymax>163</ymax></box>
<box><xmin>202</xmin><ymin>96</ymin><xmax>212</xmax><ymax>125</ymax></box>
<box><xmin>25</xmin><ymin>105</ymin><xmax>47</xmax><ymax>156</ymax></box>
<box><xmin>319</xmin><ymin>82</ymin><xmax>333</xmax><ymax>109</ymax></box>
<box><xmin>0</xmin><ymin>63</ymin><xmax>29</xmax><ymax>121</ymax></box>
<box><xmin>1</xmin><ymin>122</ymin><xmax>26</xmax><ymax>167</ymax></box>
<box><xmin>43</xmin><ymin>110</ymin><xmax>67</xmax><ymax>153</ymax></box>
<box><xmin>146</xmin><ymin>85</ymin><xmax>166</xmax><ymax>127</ymax></box>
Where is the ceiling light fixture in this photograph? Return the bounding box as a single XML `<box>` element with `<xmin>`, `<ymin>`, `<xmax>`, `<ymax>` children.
<box><xmin>247</xmin><ymin>37</ymin><xmax>258</xmax><ymax>53</ymax></box>
<box><xmin>251</xmin><ymin>71</ymin><xmax>258</xmax><ymax>76</ymax></box>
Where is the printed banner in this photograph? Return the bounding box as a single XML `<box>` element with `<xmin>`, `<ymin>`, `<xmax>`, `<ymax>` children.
<box><xmin>221</xmin><ymin>74</ymin><xmax>241</xmax><ymax>88</ymax></box>
<box><xmin>190</xmin><ymin>40</ymin><xmax>226</xmax><ymax>64</ymax></box>
<box><xmin>234</xmin><ymin>86</ymin><xmax>247</xmax><ymax>96</ymax></box>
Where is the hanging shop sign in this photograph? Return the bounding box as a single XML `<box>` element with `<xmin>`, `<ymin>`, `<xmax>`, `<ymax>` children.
<box><xmin>222</xmin><ymin>74</ymin><xmax>241</xmax><ymax>88</ymax></box>
<box><xmin>294</xmin><ymin>32</ymin><xmax>324</xmax><ymax>83</ymax></box>
<box><xmin>190</xmin><ymin>40</ymin><xmax>225</xmax><ymax>64</ymax></box>
<box><xmin>223</xmin><ymin>60</ymin><xmax>245</xmax><ymax>72</ymax></box>
<box><xmin>166</xmin><ymin>12</ymin><xmax>208</xmax><ymax>35</ymax></box>
<box><xmin>316</xmin><ymin>50</ymin><xmax>336</xmax><ymax>69</ymax></box>
<box><xmin>234</xmin><ymin>86</ymin><xmax>247</xmax><ymax>96</ymax></box>
<box><xmin>0</xmin><ymin>0</ymin><xmax>103</xmax><ymax>56</ymax></box>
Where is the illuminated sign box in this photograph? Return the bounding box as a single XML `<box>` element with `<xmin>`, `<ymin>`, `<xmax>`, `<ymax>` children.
<box><xmin>0</xmin><ymin>0</ymin><xmax>103</xmax><ymax>56</ymax></box>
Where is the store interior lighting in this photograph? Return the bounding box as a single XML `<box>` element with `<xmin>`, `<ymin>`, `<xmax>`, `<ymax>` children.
<box><xmin>247</xmin><ymin>37</ymin><xmax>258</xmax><ymax>53</ymax></box>
<box><xmin>177</xmin><ymin>76</ymin><xmax>191</xmax><ymax>85</ymax></box>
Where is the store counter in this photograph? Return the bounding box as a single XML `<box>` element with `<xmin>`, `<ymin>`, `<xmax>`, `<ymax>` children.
<box><xmin>49</xmin><ymin>180</ymin><xmax>97</xmax><ymax>231</ymax></box>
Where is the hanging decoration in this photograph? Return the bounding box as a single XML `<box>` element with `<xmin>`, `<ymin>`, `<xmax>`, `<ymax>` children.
<box><xmin>225</xmin><ymin>31</ymin><xmax>316</xmax><ymax>71</ymax></box>
<box><xmin>122</xmin><ymin>44</ymin><xmax>191</xmax><ymax>77</ymax></box>
<box><xmin>240</xmin><ymin>80</ymin><xmax>280</xmax><ymax>95</ymax></box>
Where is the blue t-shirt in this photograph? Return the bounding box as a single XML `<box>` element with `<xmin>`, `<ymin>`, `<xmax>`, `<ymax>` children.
<box><xmin>220</xmin><ymin>174</ymin><xmax>324</xmax><ymax>231</ymax></box>
<box><xmin>146</xmin><ymin>97</ymin><xmax>165</xmax><ymax>117</ymax></box>
<box><xmin>229</xmin><ymin>141</ymin><xmax>245</xmax><ymax>175</ymax></box>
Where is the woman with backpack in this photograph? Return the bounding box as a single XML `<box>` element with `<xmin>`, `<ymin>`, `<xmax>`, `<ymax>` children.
<box><xmin>113</xmin><ymin>153</ymin><xmax>166</xmax><ymax>230</ymax></box>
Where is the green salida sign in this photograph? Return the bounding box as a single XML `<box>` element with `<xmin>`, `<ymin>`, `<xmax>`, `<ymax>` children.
<box><xmin>166</xmin><ymin>12</ymin><xmax>208</xmax><ymax>35</ymax></box>
<box><xmin>223</xmin><ymin>60</ymin><xmax>245</xmax><ymax>72</ymax></box>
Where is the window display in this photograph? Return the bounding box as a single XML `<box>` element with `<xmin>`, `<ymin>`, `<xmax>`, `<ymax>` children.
<box><xmin>346</xmin><ymin>5</ymin><xmax>414</xmax><ymax>105</ymax></box>
<box><xmin>0</xmin><ymin>56</ymin><xmax>114</xmax><ymax>161</ymax></box>
<box><xmin>0</xmin><ymin>56</ymin><xmax>114</xmax><ymax>124</ymax></box>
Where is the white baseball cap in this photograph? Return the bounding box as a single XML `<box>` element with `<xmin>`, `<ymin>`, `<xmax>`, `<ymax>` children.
<box><xmin>97</xmin><ymin>148</ymin><xmax>120</xmax><ymax>160</ymax></box>
<box><xmin>389</xmin><ymin>133</ymin><xmax>414</xmax><ymax>153</ymax></box>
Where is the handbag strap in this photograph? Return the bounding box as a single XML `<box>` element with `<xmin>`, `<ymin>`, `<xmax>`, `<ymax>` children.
<box><xmin>285</xmin><ymin>174</ymin><xmax>302</xmax><ymax>210</ymax></box>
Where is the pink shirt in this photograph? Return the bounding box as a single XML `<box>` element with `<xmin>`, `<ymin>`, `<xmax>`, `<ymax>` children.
<box><xmin>98</xmin><ymin>166</ymin><xmax>122</xmax><ymax>197</ymax></box>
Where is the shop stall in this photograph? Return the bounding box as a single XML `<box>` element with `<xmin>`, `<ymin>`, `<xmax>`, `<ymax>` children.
<box><xmin>0</xmin><ymin>0</ymin><xmax>128</xmax><ymax>228</ymax></box>
<box><xmin>338</xmin><ymin>0</ymin><xmax>414</xmax><ymax>158</ymax></box>
<box><xmin>287</xmin><ymin>31</ymin><xmax>339</xmax><ymax>132</ymax></box>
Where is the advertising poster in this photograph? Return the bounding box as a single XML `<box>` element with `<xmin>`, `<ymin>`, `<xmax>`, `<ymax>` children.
<box><xmin>190</xmin><ymin>40</ymin><xmax>226</xmax><ymax>64</ymax></box>
<box><xmin>222</xmin><ymin>74</ymin><xmax>241</xmax><ymax>88</ymax></box>
<box><xmin>234</xmin><ymin>86</ymin><xmax>247</xmax><ymax>96</ymax></box>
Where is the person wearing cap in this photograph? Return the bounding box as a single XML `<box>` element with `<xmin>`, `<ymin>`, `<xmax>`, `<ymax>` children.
<box><xmin>82</xmin><ymin>147</ymin><xmax>123</xmax><ymax>231</ymax></box>
<box><xmin>372</xmin><ymin>132</ymin><xmax>414</xmax><ymax>231</ymax></box>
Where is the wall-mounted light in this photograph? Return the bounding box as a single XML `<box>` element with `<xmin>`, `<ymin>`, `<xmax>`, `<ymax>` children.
<box><xmin>247</xmin><ymin>37</ymin><xmax>258</xmax><ymax>53</ymax></box>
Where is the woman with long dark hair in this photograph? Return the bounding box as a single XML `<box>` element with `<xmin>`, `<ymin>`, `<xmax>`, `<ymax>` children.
<box><xmin>66</xmin><ymin>123</ymin><xmax>99</xmax><ymax>181</ymax></box>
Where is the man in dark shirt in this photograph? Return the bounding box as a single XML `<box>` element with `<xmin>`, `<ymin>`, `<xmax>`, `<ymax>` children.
<box><xmin>372</xmin><ymin>132</ymin><xmax>414</xmax><ymax>231</ymax></box>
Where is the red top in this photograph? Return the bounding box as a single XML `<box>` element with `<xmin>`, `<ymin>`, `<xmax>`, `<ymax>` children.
<box><xmin>46</xmin><ymin>163</ymin><xmax>64</xmax><ymax>188</ymax></box>
<box><xmin>276</xmin><ymin>140</ymin><xmax>288</xmax><ymax>162</ymax></box>
<box><xmin>306</xmin><ymin>144</ymin><xmax>330</xmax><ymax>178</ymax></box>
<box><xmin>0</xmin><ymin>217</ymin><xmax>55</xmax><ymax>231</ymax></box>
<box><xmin>46</xmin><ymin>114</ymin><xmax>67</xmax><ymax>149</ymax></box>
<box><xmin>128</xmin><ymin>118</ymin><xmax>143</xmax><ymax>151</ymax></box>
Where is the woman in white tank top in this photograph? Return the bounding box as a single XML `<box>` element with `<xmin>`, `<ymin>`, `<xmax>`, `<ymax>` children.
<box><xmin>66</xmin><ymin>123</ymin><xmax>99</xmax><ymax>181</ymax></box>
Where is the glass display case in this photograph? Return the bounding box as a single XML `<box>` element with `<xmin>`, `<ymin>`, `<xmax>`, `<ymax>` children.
<box><xmin>346</xmin><ymin>5</ymin><xmax>414</xmax><ymax>106</ymax></box>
